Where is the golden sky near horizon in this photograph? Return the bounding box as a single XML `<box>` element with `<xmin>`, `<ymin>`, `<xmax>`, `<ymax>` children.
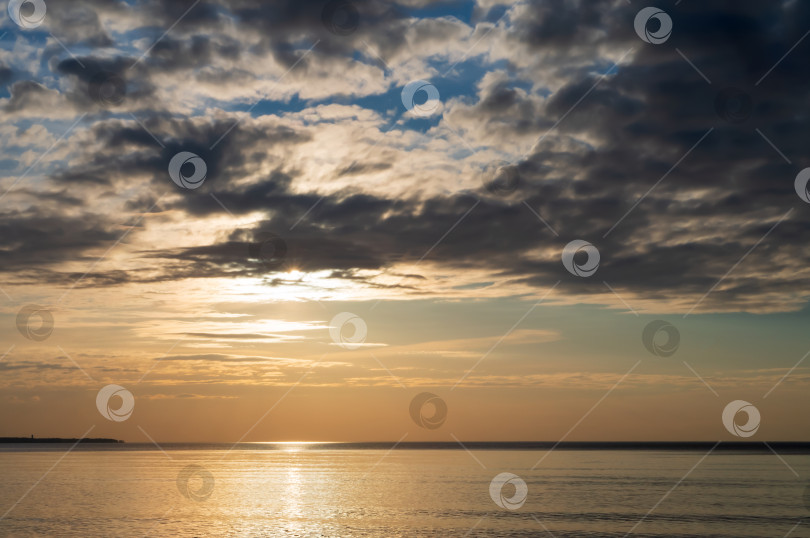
<box><xmin>2</xmin><ymin>0</ymin><xmax>810</xmax><ymax>443</ymax></box>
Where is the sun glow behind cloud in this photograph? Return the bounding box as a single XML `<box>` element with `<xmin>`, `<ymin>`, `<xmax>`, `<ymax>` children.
<box><xmin>1</xmin><ymin>0</ymin><xmax>810</xmax><ymax>444</ymax></box>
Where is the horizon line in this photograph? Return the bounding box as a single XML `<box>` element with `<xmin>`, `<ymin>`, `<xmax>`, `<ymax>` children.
<box><xmin>5</xmin><ymin>438</ymin><xmax>810</xmax><ymax>450</ymax></box>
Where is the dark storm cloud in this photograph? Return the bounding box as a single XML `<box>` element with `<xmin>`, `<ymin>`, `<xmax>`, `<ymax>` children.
<box><xmin>48</xmin><ymin>115</ymin><xmax>309</xmax><ymax>190</ymax></box>
<box><xmin>2</xmin><ymin>81</ymin><xmax>59</xmax><ymax>114</ymax></box>
<box><xmin>0</xmin><ymin>63</ymin><xmax>13</xmax><ymax>86</ymax></box>
<box><xmin>39</xmin><ymin>0</ymin><xmax>119</xmax><ymax>47</ymax></box>
<box><xmin>0</xmin><ymin>210</ymin><xmax>120</xmax><ymax>271</ymax></box>
<box><xmin>193</xmin><ymin>0</ymin><xmax>411</xmax><ymax>63</ymax></box>
<box><xmin>511</xmin><ymin>0</ymin><xmax>618</xmax><ymax>49</ymax></box>
<box><xmin>55</xmin><ymin>56</ymin><xmax>157</xmax><ymax>110</ymax></box>
<box><xmin>42</xmin><ymin>0</ymin><xmax>413</xmax><ymax>65</ymax></box>
<box><xmin>494</xmin><ymin>0</ymin><xmax>810</xmax><ymax>307</ymax></box>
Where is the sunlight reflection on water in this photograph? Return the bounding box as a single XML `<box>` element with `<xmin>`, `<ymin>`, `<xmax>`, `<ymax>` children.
<box><xmin>0</xmin><ymin>448</ymin><xmax>807</xmax><ymax>537</ymax></box>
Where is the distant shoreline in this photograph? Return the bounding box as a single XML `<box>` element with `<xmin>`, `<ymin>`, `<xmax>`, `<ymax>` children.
<box><xmin>3</xmin><ymin>440</ymin><xmax>810</xmax><ymax>452</ymax></box>
<box><xmin>0</xmin><ymin>437</ymin><xmax>124</xmax><ymax>444</ymax></box>
<box><xmin>261</xmin><ymin>441</ymin><xmax>810</xmax><ymax>452</ymax></box>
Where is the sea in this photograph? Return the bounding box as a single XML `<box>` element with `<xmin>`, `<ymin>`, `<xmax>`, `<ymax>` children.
<box><xmin>0</xmin><ymin>443</ymin><xmax>808</xmax><ymax>537</ymax></box>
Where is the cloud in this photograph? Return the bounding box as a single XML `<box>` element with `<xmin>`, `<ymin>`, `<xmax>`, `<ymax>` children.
<box><xmin>0</xmin><ymin>0</ymin><xmax>808</xmax><ymax>315</ymax></box>
<box><xmin>157</xmin><ymin>353</ymin><xmax>304</xmax><ymax>363</ymax></box>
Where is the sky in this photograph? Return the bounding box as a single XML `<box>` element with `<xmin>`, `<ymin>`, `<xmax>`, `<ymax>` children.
<box><xmin>1</xmin><ymin>0</ymin><xmax>810</xmax><ymax>443</ymax></box>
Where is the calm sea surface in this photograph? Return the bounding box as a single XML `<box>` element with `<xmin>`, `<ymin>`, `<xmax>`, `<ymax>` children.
<box><xmin>0</xmin><ymin>444</ymin><xmax>808</xmax><ymax>537</ymax></box>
